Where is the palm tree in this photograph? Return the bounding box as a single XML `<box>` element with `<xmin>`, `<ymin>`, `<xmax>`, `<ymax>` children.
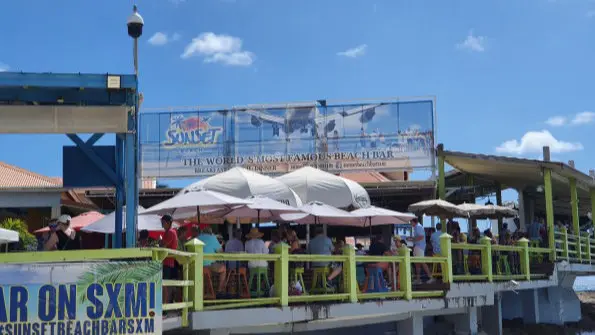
<box><xmin>1</xmin><ymin>218</ymin><xmax>36</xmax><ymax>251</ymax></box>
<box><xmin>76</xmin><ymin>261</ymin><xmax>161</xmax><ymax>308</ymax></box>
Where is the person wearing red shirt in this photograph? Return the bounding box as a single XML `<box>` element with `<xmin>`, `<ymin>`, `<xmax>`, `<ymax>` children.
<box><xmin>160</xmin><ymin>215</ymin><xmax>178</xmax><ymax>304</ymax></box>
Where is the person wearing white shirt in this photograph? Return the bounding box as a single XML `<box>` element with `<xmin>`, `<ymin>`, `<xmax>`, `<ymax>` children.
<box><xmin>245</xmin><ymin>228</ymin><xmax>268</xmax><ymax>268</ymax></box>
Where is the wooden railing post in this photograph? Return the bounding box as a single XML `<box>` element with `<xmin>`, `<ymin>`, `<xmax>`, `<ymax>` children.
<box><xmin>343</xmin><ymin>244</ymin><xmax>358</xmax><ymax>303</ymax></box>
<box><xmin>185</xmin><ymin>238</ymin><xmax>204</xmax><ymax>312</ymax></box>
<box><xmin>274</xmin><ymin>243</ymin><xmax>290</xmax><ymax>306</ymax></box>
<box><xmin>583</xmin><ymin>232</ymin><xmax>591</xmax><ymax>264</ymax></box>
<box><xmin>517</xmin><ymin>238</ymin><xmax>531</xmax><ymax>281</ymax></box>
<box><xmin>439</xmin><ymin>233</ymin><xmax>453</xmax><ymax>284</ymax></box>
<box><xmin>561</xmin><ymin>227</ymin><xmax>569</xmax><ymax>261</ymax></box>
<box><xmin>480</xmin><ymin>236</ymin><xmax>493</xmax><ymax>282</ymax></box>
<box><xmin>398</xmin><ymin>245</ymin><xmax>412</xmax><ymax>300</ymax></box>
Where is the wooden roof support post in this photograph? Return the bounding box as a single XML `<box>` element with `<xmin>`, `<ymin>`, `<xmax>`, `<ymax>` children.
<box><xmin>568</xmin><ymin>160</ymin><xmax>581</xmax><ymax>261</ymax></box>
<box><xmin>543</xmin><ymin>146</ymin><xmax>556</xmax><ymax>261</ymax></box>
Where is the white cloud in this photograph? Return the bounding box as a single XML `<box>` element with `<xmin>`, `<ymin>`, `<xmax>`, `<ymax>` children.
<box><xmin>457</xmin><ymin>31</ymin><xmax>486</xmax><ymax>52</ymax></box>
<box><xmin>545</xmin><ymin>116</ymin><xmax>567</xmax><ymax>127</ymax></box>
<box><xmin>148</xmin><ymin>32</ymin><xmax>181</xmax><ymax>46</ymax></box>
<box><xmin>148</xmin><ymin>32</ymin><xmax>169</xmax><ymax>46</ymax></box>
<box><xmin>337</xmin><ymin>44</ymin><xmax>368</xmax><ymax>58</ymax></box>
<box><xmin>495</xmin><ymin>130</ymin><xmax>583</xmax><ymax>155</ymax></box>
<box><xmin>0</xmin><ymin>63</ymin><xmax>8</xmax><ymax>72</ymax></box>
<box><xmin>181</xmin><ymin>32</ymin><xmax>254</xmax><ymax>66</ymax></box>
<box><xmin>205</xmin><ymin>51</ymin><xmax>254</xmax><ymax>66</ymax></box>
<box><xmin>570</xmin><ymin>111</ymin><xmax>595</xmax><ymax>125</ymax></box>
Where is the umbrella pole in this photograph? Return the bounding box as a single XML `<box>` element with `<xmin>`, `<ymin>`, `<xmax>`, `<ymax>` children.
<box><xmin>104</xmin><ymin>234</ymin><xmax>109</xmax><ymax>248</ymax></box>
<box><xmin>196</xmin><ymin>206</ymin><xmax>201</xmax><ymax>225</ymax></box>
<box><xmin>257</xmin><ymin>209</ymin><xmax>261</xmax><ymax>228</ymax></box>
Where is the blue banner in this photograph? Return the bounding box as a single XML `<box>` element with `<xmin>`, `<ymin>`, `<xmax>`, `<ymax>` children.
<box><xmin>0</xmin><ymin>261</ymin><xmax>162</xmax><ymax>335</ymax></box>
<box><xmin>140</xmin><ymin>99</ymin><xmax>435</xmax><ymax>177</ymax></box>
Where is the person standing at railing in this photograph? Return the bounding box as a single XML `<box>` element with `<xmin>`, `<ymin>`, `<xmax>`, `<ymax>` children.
<box><xmin>308</xmin><ymin>227</ymin><xmax>333</xmax><ymax>268</ymax></box>
<box><xmin>407</xmin><ymin>218</ymin><xmax>434</xmax><ymax>284</ymax></box>
<box><xmin>225</xmin><ymin>229</ymin><xmax>244</xmax><ymax>271</ymax></box>
<box><xmin>159</xmin><ymin>215</ymin><xmax>178</xmax><ymax>305</ymax></box>
<box><xmin>245</xmin><ymin>228</ymin><xmax>268</xmax><ymax>269</ymax></box>
<box><xmin>499</xmin><ymin>223</ymin><xmax>510</xmax><ymax>246</ymax></box>
<box><xmin>430</xmin><ymin>223</ymin><xmax>442</xmax><ymax>257</ymax></box>
<box><xmin>529</xmin><ymin>218</ymin><xmax>544</xmax><ymax>244</ymax></box>
<box><xmin>198</xmin><ymin>226</ymin><xmax>227</xmax><ymax>296</ymax></box>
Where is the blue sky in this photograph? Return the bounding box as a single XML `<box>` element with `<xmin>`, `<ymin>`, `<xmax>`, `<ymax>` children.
<box><xmin>1</xmin><ymin>0</ymin><xmax>594</xmax><ymax>197</ymax></box>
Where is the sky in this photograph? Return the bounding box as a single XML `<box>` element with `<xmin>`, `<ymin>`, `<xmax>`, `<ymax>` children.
<box><xmin>1</xmin><ymin>0</ymin><xmax>594</xmax><ymax>199</ymax></box>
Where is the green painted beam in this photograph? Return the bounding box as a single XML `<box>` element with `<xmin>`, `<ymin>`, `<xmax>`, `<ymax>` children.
<box><xmin>544</xmin><ymin>168</ymin><xmax>556</xmax><ymax>261</ymax></box>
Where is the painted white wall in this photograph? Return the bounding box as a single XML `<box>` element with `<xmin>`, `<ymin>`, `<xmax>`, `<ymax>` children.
<box><xmin>0</xmin><ymin>192</ymin><xmax>61</xmax><ymax>208</ymax></box>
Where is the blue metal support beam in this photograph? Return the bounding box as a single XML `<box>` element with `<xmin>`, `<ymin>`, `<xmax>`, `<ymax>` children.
<box><xmin>86</xmin><ymin>133</ymin><xmax>104</xmax><ymax>146</ymax></box>
<box><xmin>66</xmin><ymin>134</ymin><xmax>120</xmax><ymax>186</ymax></box>
<box><xmin>125</xmin><ymin>132</ymin><xmax>137</xmax><ymax>247</ymax></box>
<box><xmin>114</xmin><ymin>134</ymin><xmax>125</xmax><ymax>248</ymax></box>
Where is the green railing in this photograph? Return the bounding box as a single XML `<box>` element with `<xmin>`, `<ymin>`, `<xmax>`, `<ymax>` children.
<box><xmin>2</xmin><ymin>230</ymin><xmax>590</xmax><ymax>329</ymax></box>
<box><xmin>555</xmin><ymin>228</ymin><xmax>595</xmax><ymax>264</ymax></box>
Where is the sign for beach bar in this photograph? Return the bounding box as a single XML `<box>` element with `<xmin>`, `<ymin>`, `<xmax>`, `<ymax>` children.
<box><xmin>0</xmin><ymin>261</ymin><xmax>162</xmax><ymax>335</ymax></box>
<box><xmin>140</xmin><ymin>98</ymin><xmax>435</xmax><ymax>178</ymax></box>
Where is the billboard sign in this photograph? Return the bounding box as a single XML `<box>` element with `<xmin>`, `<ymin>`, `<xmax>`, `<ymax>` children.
<box><xmin>140</xmin><ymin>99</ymin><xmax>435</xmax><ymax>178</ymax></box>
<box><xmin>0</xmin><ymin>261</ymin><xmax>162</xmax><ymax>335</ymax></box>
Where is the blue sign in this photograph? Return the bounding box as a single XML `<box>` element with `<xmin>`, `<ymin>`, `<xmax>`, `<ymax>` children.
<box><xmin>140</xmin><ymin>99</ymin><xmax>435</xmax><ymax>177</ymax></box>
<box><xmin>0</xmin><ymin>261</ymin><xmax>162</xmax><ymax>335</ymax></box>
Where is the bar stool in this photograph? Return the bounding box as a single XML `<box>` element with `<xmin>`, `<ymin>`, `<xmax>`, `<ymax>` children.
<box><xmin>291</xmin><ymin>267</ymin><xmax>307</xmax><ymax>295</ymax></box>
<box><xmin>248</xmin><ymin>267</ymin><xmax>270</xmax><ymax>298</ymax></box>
<box><xmin>311</xmin><ymin>267</ymin><xmax>332</xmax><ymax>293</ymax></box>
<box><xmin>203</xmin><ymin>267</ymin><xmax>216</xmax><ymax>300</ymax></box>
<box><xmin>530</xmin><ymin>241</ymin><xmax>543</xmax><ymax>263</ymax></box>
<box><xmin>497</xmin><ymin>255</ymin><xmax>511</xmax><ymax>275</ymax></box>
<box><xmin>463</xmin><ymin>255</ymin><xmax>471</xmax><ymax>275</ymax></box>
<box><xmin>224</xmin><ymin>267</ymin><xmax>250</xmax><ymax>298</ymax></box>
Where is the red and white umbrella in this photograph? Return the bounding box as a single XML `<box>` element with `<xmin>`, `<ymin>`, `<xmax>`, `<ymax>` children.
<box><xmin>223</xmin><ymin>195</ymin><xmax>303</xmax><ymax>224</ymax></box>
<box><xmin>279</xmin><ymin>201</ymin><xmax>362</xmax><ymax>226</ymax></box>
<box><xmin>34</xmin><ymin>211</ymin><xmax>104</xmax><ymax>233</ymax></box>
<box><xmin>350</xmin><ymin>206</ymin><xmax>417</xmax><ymax>226</ymax></box>
<box><xmin>141</xmin><ymin>188</ymin><xmax>252</xmax><ymax>221</ymax></box>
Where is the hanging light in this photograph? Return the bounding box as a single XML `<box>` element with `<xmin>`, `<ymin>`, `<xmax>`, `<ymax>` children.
<box><xmin>485</xmin><ymin>198</ymin><xmax>493</xmax><ymax>206</ymax></box>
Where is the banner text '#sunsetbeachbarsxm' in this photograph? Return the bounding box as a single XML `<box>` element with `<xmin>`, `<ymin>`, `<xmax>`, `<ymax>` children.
<box><xmin>0</xmin><ymin>282</ymin><xmax>157</xmax><ymax>335</ymax></box>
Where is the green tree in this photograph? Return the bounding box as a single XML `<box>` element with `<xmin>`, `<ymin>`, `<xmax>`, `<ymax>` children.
<box><xmin>0</xmin><ymin>218</ymin><xmax>36</xmax><ymax>251</ymax></box>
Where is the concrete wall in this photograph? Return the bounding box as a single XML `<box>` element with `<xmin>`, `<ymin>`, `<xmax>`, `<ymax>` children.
<box><xmin>501</xmin><ymin>286</ymin><xmax>581</xmax><ymax>325</ymax></box>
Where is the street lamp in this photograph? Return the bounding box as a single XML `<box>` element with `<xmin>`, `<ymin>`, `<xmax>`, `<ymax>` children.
<box><xmin>125</xmin><ymin>5</ymin><xmax>144</xmax><ymax>248</ymax></box>
<box><xmin>127</xmin><ymin>5</ymin><xmax>144</xmax><ymax>75</ymax></box>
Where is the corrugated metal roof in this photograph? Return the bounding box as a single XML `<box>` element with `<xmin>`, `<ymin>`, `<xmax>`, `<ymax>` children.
<box><xmin>339</xmin><ymin>172</ymin><xmax>391</xmax><ymax>183</ymax></box>
<box><xmin>0</xmin><ymin>162</ymin><xmax>62</xmax><ymax>189</ymax></box>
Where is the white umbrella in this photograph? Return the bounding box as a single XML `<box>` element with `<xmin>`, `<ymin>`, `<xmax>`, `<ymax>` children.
<box><xmin>0</xmin><ymin>228</ymin><xmax>19</xmax><ymax>245</ymax></box>
<box><xmin>276</xmin><ymin>166</ymin><xmax>370</xmax><ymax>209</ymax></box>
<box><xmin>223</xmin><ymin>196</ymin><xmax>303</xmax><ymax>224</ymax></box>
<box><xmin>484</xmin><ymin>204</ymin><xmax>518</xmax><ymax>219</ymax></box>
<box><xmin>182</xmin><ymin>167</ymin><xmax>303</xmax><ymax>207</ymax></box>
<box><xmin>280</xmin><ymin>201</ymin><xmax>363</xmax><ymax>226</ymax></box>
<box><xmin>408</xmin><ymin>199</ymin><xmax>468</xmax><ymax>218</ymax></box>
<box><xmin>456</xmin><ymin>203</ymin><xmax>495</xmax><ymax>217</ymax></box>
<box><xmin>350</xmin><ymin>206</ymin><xmax>417</xmax><ymax>226</ymax></box>
<box><xmin>142</xmin><ymin>189</ymin><xmax>253</xmax><ymax>221</ymax></box>
<box><xmin>82</xmin><ymin>206</ymin><xmax>164</xmax><ymax>234</ymax></box>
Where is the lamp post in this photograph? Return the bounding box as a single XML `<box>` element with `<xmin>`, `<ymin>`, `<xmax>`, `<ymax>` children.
<box><xmin>124</xmin><ymin>5</ymin><xmax>144</xmax><ymax>247</ymax></box>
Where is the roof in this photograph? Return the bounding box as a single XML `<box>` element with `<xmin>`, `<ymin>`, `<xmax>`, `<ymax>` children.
<box><xmin>441</xmin><ymin>149</ymin><xmax>595</xmax><ymax>215</ymax></box>
<box><xmin>441</xmin><ymin>149</ymin><xmax>594</xmax><ymax>190</ymax></box>
<box><xmin>0</xmin><ymin>162</ymin><xmax>62</xmax><ymax>189</ymax></box>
